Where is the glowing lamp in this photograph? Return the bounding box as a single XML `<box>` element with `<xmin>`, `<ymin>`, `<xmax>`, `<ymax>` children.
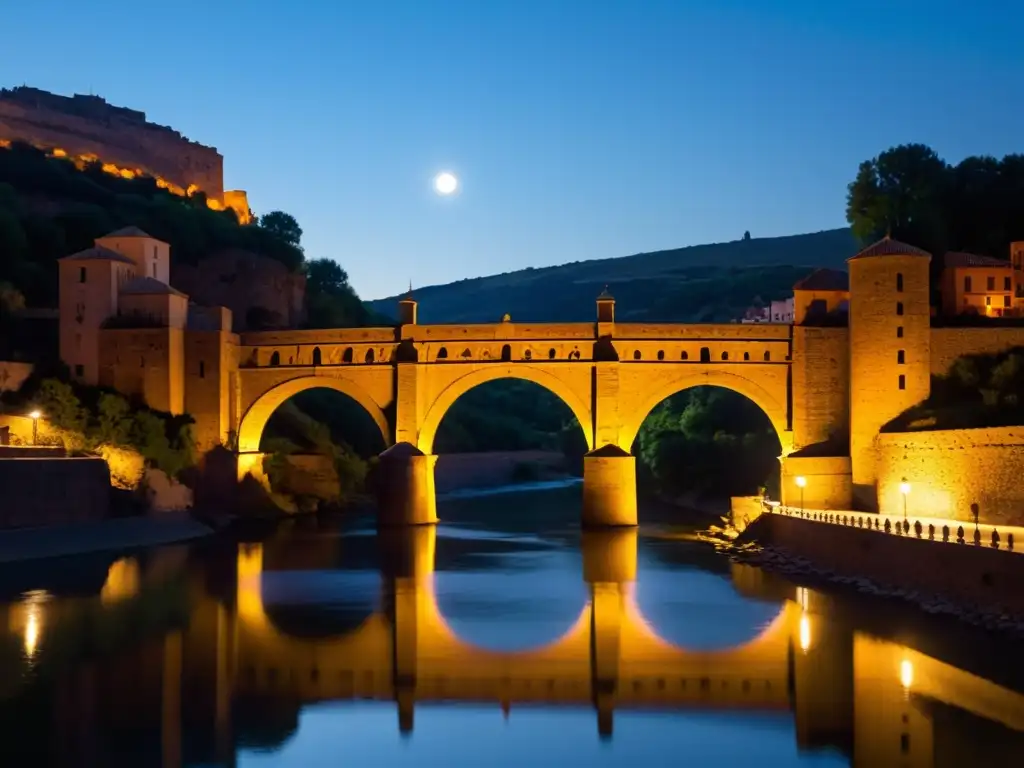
<box><xmin>795</xmin><ymin>476</ymin><xmax>807</xmax><ymax>489</ymax></box>
<box><xmin>29</xmin><ymin>410</ymin><xmax>42</xmax><ymax>446</ymax></box>
<box><xmin>900</xmin><ymin>659</ymin><xmax>914</xmax><ymax>689</ymax></box>
<box><xmin>899</xmin><ymin>481</ymin><xmax>911</xmax><ymax>496</ymax></box>
<box><xmin>799</xmin><ymin>615</ymin><xmax>811</xmax><ymax>652</ymax></box>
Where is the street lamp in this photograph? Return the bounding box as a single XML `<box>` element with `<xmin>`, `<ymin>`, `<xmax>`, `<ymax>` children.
<box><xmin>899</xmin><ymin>479</ymin><xmax>910</xmax><ymax>525</ymax></box>
<box><xmin>29</xmin><ymin>410</ymin><xmax>41</xmax><ymax>446</ymax></box>
<box><xmin>795</xmin><ymin>475</ymin><xmax>806</xmax><ymax>515</ymax></box>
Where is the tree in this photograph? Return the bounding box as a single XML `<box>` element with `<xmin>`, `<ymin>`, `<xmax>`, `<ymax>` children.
<box><xmin>259</xmin><ymin>210</ymin><xmax>303</xmax><ymax>248</ymax></box>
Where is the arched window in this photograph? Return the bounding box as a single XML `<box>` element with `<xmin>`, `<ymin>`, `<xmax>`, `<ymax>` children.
<box><xmin>764</xmin><ymin>351</ymin><xmax>771</xmax><ymax>362</ymax></box>
<box><xmin>896</xmin><ymin>302</ymin><xmax>904</xmax><ymax>316</ymax></box>
<box><xmin>524</xmin><ymin>349</ymin><xmax>532</xmax><ymax>360</ymax></box>
<box><xmin>365</xmin><ymin>348</ymin><xmax>375</xmax><ymax>363</ymax></box>
<box><xmin>681</xmin><ymin>351</ymin><xmax>689</xmax><ymax>360</ymax></box>
<box><xmin>633</xmin><ymin>350</ymin><xmax>641</xmax><ymax>360</ymax></box>
<box><xmin>437</xmin><ymin>347</ymin><xmax>448</xmax><ymax>360</ymax></box>
<box><xmin>896</xmin><ymin>273</ymin><xmax>904</xmax><ymax>292</ymax></box>
<box><xmin>743</xmin><ymin>352</ymin><xmax>750</xmax><ymax>361</ymax></box>
<box><xmin>721</xmin><ymin>351</ymin><xmax>729</xmax><ymax>361</ymax></box>
<box><xmin>501</xmin><ymin>344</ymin><xmax>512</xmax><ymax>361</ymax></box>
<box><xmin>657</xmin><ymin>350</ymin><xmax>665</xmax><ymax>361</ymax></box>
<box><xmin>269</xmin><ymin>351</ymin><xmax>280</xmax><ymax>366</ymax></box>
<box><xmin>312</xmin><ymin>347</ymin><xmax>322</xmax><ymax>366</ymax></box>
<box><xmin>461</xmin><ymin>348</ymin><xmax>472</xmax><ymax>358</ymax></box>
<box><xmin>342</xmin><ymin>347</ymin><xmax>353</xmax><ymax>363</ymax></box>
<box><xmin>548</xmin><ymin>348</ymin><xmax>556</xmax><ymax>359</ymax></box>
<box><xmin>700</xmin><ymin>347</ymin><xmax>710</xmax><ymax>363</ymax></box>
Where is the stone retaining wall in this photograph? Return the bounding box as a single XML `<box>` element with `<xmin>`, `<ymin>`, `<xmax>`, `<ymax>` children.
<box><xmin>0</xmin><ymin>456</ymin><xmax>109</xmax><ymax>529</ymax></box>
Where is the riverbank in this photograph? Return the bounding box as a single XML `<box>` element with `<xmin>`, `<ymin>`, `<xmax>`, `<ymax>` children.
<box><xmin>726</xmin><ymin>512</ymin><xmax>1024</xmax><ymax>638</ymax></box>
<box><xmin>0</xmin><ymin>514</ymin><xmax>215</xmax><ymax>564</ymax></box>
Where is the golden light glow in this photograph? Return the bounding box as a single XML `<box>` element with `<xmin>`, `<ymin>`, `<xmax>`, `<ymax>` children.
<box><xmin>799</xmin><ymin>614</ymin><xmax>811</xmax><ymax>652</ymax></box>
<box><xmin>795</xmin><ymin>475</ymin><xmax>806</xmax><ymax>488</ymax></box>
<box><xmin>796</xmin><ymin>586</ymin><xmax>809</xmax><ymax>610</ymax></box>
<box><xmin>19</xmin><ymin>589</ymin><xmax>50</xmax><ymax>661</ymax></box>
<box><xmin>900</xmin><ymin>658</ymin><xmax>914</xmax><ymax>689</ymax></box>
<box><xmin>899</xmin><ymin>481</ymin><xmax>911</xmax><ymax>496</ymax></box>
<box><xmin>101</xmin><ymin>557</ymin><xmax>140</xmax><ymax>604</ymax></box>
<box><xmin>29</xmin><ymin>410</ymin><xmax>41</xmax><ymax>420</ymax></box>
<box><xmin>434</xmin><ymin>171</ymin><xmax>458</xmax><ymax>196</ymax></box>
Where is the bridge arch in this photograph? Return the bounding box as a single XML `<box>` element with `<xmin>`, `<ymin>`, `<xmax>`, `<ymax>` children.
<box><xmin>237</xmin><ymin>375</ymin><xmax>391</xmax><ymax>454</ymax></box>
<box><xmin>619</xmin><ymin>369</ymin><xmax>790</xmax><ymax>452</ymax></box>
<box><xmin>416</xmin><ymin>365</ymin><xmax>594</xmax><ymax>454</ymax></box>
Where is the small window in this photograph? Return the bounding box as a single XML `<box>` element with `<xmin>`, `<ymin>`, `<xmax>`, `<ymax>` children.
<box><xmin>897</xmin><ymin>350</ymin><xmax>905</xmax><ymax>364</ymax></box>
<box><xmin>436</xmin><ymin>347</ymin><xmax>448</xmax><ymax>360</ymax></box>
<box><xmin>365</xmin><ymin>349</ymin><xmax>375</xmax><ymax>363</ymax></box>
<box><xmin>681</xmin><ymin>351</ymin><xmax>689</xmax><ymax>360</ymax></box>
<box><xmin>987</xmin><ymin>276</ymin><xmax>996</xmax><ymax>291</ymax></box>
<box><xmin>501</xmin><ymin>344</ymin><xmax>512</xmax><ymax>362</ymax></box>
<box><xmin>74</xmin><ymin>364</ymin><xmax>84</xmax><ymax>377</ymax></box>
<box><xmin>1005</xmin><ymin>295</ymin><xmax>1011</xmax><ymax>308</ymax></box>
<box><xmin>764</xmin><ymin>351</ymin><xmax>771</xmax><ymax>361</ymax></box>
<box><xmin>700</xmin><ymin>347</ymin><xmax>710</xmax><ymax>363</ymax></box>
<box><xmin>896</xmin><ymin>326</ymin><xmax>903</xmax><ymax>338</ymax></box>
<box><xmin>342</xmin><ymin>347</ymin><xmax>353</xmax><ymax>363</ymax></box>
<box><xmin>153</xmin><ymin>246</ymin><xmax>157</xmax><ymax>258</ymax></box>
<box><xmin>524</xmin><ymin>349</ymin><xmax>532</xmax><ymax>360</ymax></box>
<box><xmin>743</xmin><ymin>352</ymin><xmax>750</xmax><ymax>361</ymax></box>
<box><xmin>151</xmin><ymin>262</ymin><xmax>157</xmax><ymax>277</ymax></box>
<box><xmin>1005</xmin><ymin>276</ymin><xmax>1012</xmax><ymax>291</ymax></box>
<box><xmin>898</xmin><ymin>374</ymin><xmax>906</xmax><ymax>390</ymax></box>
<box><xmin>896</xmin><ymin>273</ymin><xmax>904</xmax><ymax>292</ymax></box>
<box><xmin>79</xmin><ymin>266</ymin><xmax>87</xmax><ymax>283</ymax></box>
<box><xmin>721</xmin><ymin>351</ymin><xmax>729</xmax><ymax>361</ymax></box>
<box><xmin>986</xmin><ymin>296</ymin><xmax>991</xmax><ymax>306</ymax></box>
<box><xmin>633</xmin><ymin>350</ymin><xmax>641</xmax><ymax>360</ymax></box>
<box><xmin>269</xmin><ymin>351</ymin><xmax>280</xmax><ymax>366</ymax></box>
<box><xmin>965</xmin><ymin>276</ymin><xmax>972</xmax><ymax>292</ymax></box>
<box><xmin>896</xmin><ymin>302</ymin><xmax>904</xmax><ymax>316</ymax></box>
<box><xmin>312</xmin><ymin>347</ymin><xmax>322</xmax><ymax>366</ymax></box>
<box><xmin>548</xmin><ymin>348</ymin><xmax>556</xmax><ymax>359</ymax></box>
<box><xmin>657</xmin><ymin>350</ymin><xmax>665</xmax><ymax>361</ymax></box>
<box><xmin>199</xmin><ymin>360</ymin><xmax>206</xmax><ymax>378</ymax></box>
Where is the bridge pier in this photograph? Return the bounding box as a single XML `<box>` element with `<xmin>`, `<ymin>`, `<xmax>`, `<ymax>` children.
<box><xmin>375</xmin><ymin>443</ymin><xmax>438</xmax><ymax>527</ymax></box>
<box><xmin>582</xmin><ymin>446</ymin><xmax>637</xmax><ymax>527</ymax></box>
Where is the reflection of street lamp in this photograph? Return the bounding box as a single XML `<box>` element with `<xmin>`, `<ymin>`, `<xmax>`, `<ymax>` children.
<box><xmin>29</xmin><ymin>410</ymin><xmax>41</xmax><ymax>446</ymax></box>
<box><xmin>899</xmin><ymin>479</ymin><xmax>910</xmax><ymax>524</ymax></box>
<box><xmin>795</xmin><ymin>476</ymin><xmax>806</xmax><ymax>515</ymax></box>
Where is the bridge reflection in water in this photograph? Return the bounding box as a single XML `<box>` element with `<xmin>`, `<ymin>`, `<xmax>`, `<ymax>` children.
<box><xmin>4</xmin><ymin>528</ymin><xmax>1024</xmax><ymax>766</ymax></box>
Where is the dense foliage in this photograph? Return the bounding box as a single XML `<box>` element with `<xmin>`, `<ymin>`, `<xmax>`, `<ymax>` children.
<box><xmin>847</xmin><ymin>143</ymin><xmax>1024</xmax><ymax>260</ymax></box>
<box><xmin>885</xmin><ymin>348</ymin><xmax>1024</xmax><ymax>432</ymax></box>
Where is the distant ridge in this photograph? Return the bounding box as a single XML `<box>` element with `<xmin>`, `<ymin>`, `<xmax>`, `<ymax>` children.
<box><xmin>368</xmin><ymin>228</ymin><xmax>859</xmax><ymax>324</ymax></box>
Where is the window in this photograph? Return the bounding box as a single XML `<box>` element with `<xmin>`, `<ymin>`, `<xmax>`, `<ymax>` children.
<box><xmin>548</xmin><ymin>348</ymin><xmax>556</xmax><ymax>359</ymax></box>
<box><xmin>153</xmin><ymin>246</ymin><xmax>157</xmax><ymax>258</ymax></box>
<box><xmin>633</xmin><ymin>350</ymin><xmax>641</xmax><ymax>360</ymax></box>
<box><xmin>986</xmin><ymin>296</ymin><xmax>991</xmax><ymax>306</ymax></box>
<box><xmin>74</xmin><ymin>364</ymin><xmax>84</xmax><ymax>377</ymax></box>
<box><xmin>681</xmin><ymin>351</ymin><xmax>689</xmax><ymax>360</ymax></box>
<box><xmin>721</xmin><ymin>351</ymin><xmax>729</xmax><ymax>361</ymax></box>
<box><xmin>988</xmin><ymin>276</ymin><xmax>996</xmax><ymax>291</ymax></box>
<box><xmin>700</xmin><ymin>347</ymin><xmax>710</xmax><ymax>363</ymax></box>
<box><xmin>312</xmin><ymin>347</ymin><xmax>322</xmax><ymax>366</ymax></box>
<box><xmin>743</xmin><ymin>352</ymin><xmax>750</xmax><ymax>361</ymax></box>
<box><xmin>897</xmin><ymin>350</ymin><xmax>905</xmax><ymax>364</ymax></box>
<box><xmin>342</xmin><ymin>347</ymin><xmax>353</xmax><ymax>363</ymax></box>
<box><xmin>898</xmin><ymin>374</ymin><xmax>906</xmax><ymax>390</ymax></box>
<box><xmin>269</xmin><ymin>351</ymin><xmax>280</xmax><ymax>366</ymax></box>
<box><xmin>1005</xmin><ymin>276</ymin><xmax>1012</xmax><ymax>291</ymax></box>
<box><xmin>436</xmin><ymin>347</ymin><xmax>448</xmax><ymax>359</ymax></box>
<box><xmin>764</xmin><ymin>351</ymin><xmax>771</xmax><ymax>361</ymax></box>
<box><xmin>657</xmin><ymin>350</ymin><xmax>665</xmax><ymax>361</ymax></box>
<box><xmin>897</xmin><ymin>326</ymin><xmax>903</xmax><ymax>338</ymax></box>
<box><xmin>1005</xmin><ymin>295</ymin><xmax>1012</xmax><ymax>308</ymax></box>
<box><xmin>965</xmin><ymin>276</ymin><xmax>972</xmax><ymax>292</ymax></box>
<box><xmin>896</xmin><ymin>302</ymin><xmax>904</xmax><ymax>315</ymax></box>
<box><xmin>365</xmin><ymin>349</ymin><xmax>375</xmax><ymax>363</ymax></box>
<box><xmin>152</xmin><ymin>262</ymin><xmax>157</xmax><ymax>277</ymax></box>
<box><xmin>501</xmin><ymin>344</ymin><xmax>512</xmax><ymax>361</ymax></box>
<box><xmin>896</xmin><ymin>273</ymin><xmax>904</xmax><ymax>292</ymax></box>
<box><xmin>79</xmin><ymin>266</ymin><xmax>87</xmax><ymax>283</ymax></box>
<box><xmin>199</xmin><ymin>360</ymin><xmax>206</xmax><ymax>378</ymax></box>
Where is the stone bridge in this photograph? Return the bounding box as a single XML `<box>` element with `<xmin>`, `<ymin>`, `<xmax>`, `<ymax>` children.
<box><xmin>233</xmin><ymin>294</ymin><xmax>816</xmax><ymax>525</ymax></box>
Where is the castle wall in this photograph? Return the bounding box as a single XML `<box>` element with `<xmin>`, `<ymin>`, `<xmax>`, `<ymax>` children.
<box><xmin>791</xmin><ymin>327</ymin><xmax>848</xmax><ymax>449</ymax></box>
<box><xmin>0</xmin><ymin>456</ymin><xmax>109</xmax><ymax>529</ymax></box>
<box><xmin>929</xmin><ymin>327</ymin><xmax>1024</xmax><ymax>375</ymax></box>
<box><xmin>99</xmin><ymin>327</ymin><xmax>185</xmax><ymax>415</ymax></box>
<box><xmin>780</xmin><ymin>456</ymin><xmax>852</xmax><ymax>510</ymax></box>
<box><xmin>876</xmin><ymin>427</ymin><xmax>1024</xmax><ymax>525</ymax></box>
<box><xmin>185</xmin><ymin>330</ymin><xmax>240</xmax><ymax>453</ymax></box>
<box><xmin>0</xmin><ymin>88</ymin><xmax>224</xmax><ymax>198</ymax></box>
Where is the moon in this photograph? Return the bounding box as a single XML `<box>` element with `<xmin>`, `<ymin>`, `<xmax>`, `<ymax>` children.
<box><xmin>434</xmin><ymin>171</ymin><xmax>458</xmax><ymax>196</ymax></box>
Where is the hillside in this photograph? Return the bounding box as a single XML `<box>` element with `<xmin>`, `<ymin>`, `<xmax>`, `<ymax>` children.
<box><xmin>368</xmin><ymin>228</ymin><xmax>859</xmax><ymax>324</ymax></box>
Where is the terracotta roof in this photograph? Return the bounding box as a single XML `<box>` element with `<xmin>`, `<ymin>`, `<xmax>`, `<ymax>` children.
<box><xmin>59</xmin><ymin>245</ymin><xmax>134</xmax><ymax>265</ymax></box>
<box><xmin>102</xmin><ymin>226</ymin><xmax>153</xmax><ymax>238</ymax></box>
<box><xmin>943</xmin><ymin>251</ymin><xmax>1009</xmax><ymax>269</ymax></box>
<box><xmin>793</xmin><ymin>268</ymin><xmax>849</xmax><ymax>292</ymax></box>
<box><xmin>847</xmin><ymin>236</ymin><xmax>930</xmax><ymax>261</ymax></box>
<box><xmin>120</xmin><ymin>276</ymin><xmax>187</xmax><ymax>297</ymax></box>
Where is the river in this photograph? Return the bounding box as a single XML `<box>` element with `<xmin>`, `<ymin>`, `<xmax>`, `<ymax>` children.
<box><xmin>1</xmin><ymin>485</ymin><xmax>1022</xmax><ymax>767</ymax></box>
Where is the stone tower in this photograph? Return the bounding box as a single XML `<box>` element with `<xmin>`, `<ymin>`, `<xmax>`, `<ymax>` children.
<box><xmin>847</xmin><ymin>237</ymin><xmax>931</xmax><ymax>510</ymax></box>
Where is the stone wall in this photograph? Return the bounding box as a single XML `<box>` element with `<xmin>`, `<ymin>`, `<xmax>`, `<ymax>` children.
<box><xmin>0</xmin><ymin>456</ymin><xmax>109</xmax><ymax>529</ymax></box>
<box><xmin>876</xmin><ymin>427</ymin><xmax>1024</xmax><ymax>525</ymax></box>
<box><xmin>791</xmin><ymin>327</ymin><xmax>848</xmax><ymax>448</ymax></box>
<box><xmin>0</xmin><ymin>87</ymin><xmax>225</xmax><ymax>198</ymax></box>
<box><xmin>780</xmin><ymin>456</ymin><xmax>852</xmax><ymax>510</ymax></box>
<box><xmin>99</xmin><ymin>327</ymin><xmax>185</xmax><ymax>415</ymax></box>
<box><xmin>929</xmin><ymin>327</ymin><xmax>1024</xmax><ymax>375</ymax></box>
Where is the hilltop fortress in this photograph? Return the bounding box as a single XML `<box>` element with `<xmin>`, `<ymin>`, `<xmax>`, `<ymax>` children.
<box><xmin>0</xmin><ymin>86</ymin><xmax>251</xmax><ymax>223</ymax></box>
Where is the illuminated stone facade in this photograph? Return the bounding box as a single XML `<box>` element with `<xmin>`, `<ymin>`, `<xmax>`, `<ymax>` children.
<box><xmin>56</xmin><ymin>232</ymin><xmax>1024</xmax><ymax>523</ymax></box>
<box><xmin>0</xmin><ymin>87</ymin><xmax>251</xmax><ymax>223</ymax></box>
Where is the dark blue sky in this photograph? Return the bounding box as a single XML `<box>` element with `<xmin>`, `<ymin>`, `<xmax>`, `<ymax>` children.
<box><xmin>4</xmin><ymin>1</ymin><xmax>1022</xmax><ymax>299</ymax></box>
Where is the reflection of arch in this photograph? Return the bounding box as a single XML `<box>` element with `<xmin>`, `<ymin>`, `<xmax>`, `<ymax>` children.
<box><xmin>620</xmin><ymin>370</ymin><xmax>788</xmax><ymax>450</ymax></box>
<box><xmin>416</xmin><ymin>366</ymin><xmax>594</xmax><ymax>453</ymax></box>
<box><xmin>237</xmin><ymin>375</ymin><xmax>390</xmax><ymax>453</ymax></box>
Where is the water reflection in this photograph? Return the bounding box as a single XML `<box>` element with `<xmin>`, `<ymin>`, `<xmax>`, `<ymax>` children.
<box><xmin>0</xmin><ymin>508</ymin><xmax>1022</xmax><ymax>766</ymax></box>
